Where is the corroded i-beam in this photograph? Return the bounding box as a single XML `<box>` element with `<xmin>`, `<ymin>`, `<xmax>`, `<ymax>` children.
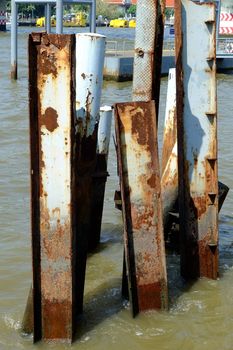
<box><xmin>115</xmin><ymin>101</ymin><xmax>168</xmax><ymax>316</ymax></box>
<box><xmin>175</xmin><ymin>0</ymin><xmax>218</xmax><ymax>279</ymax></box>
<box><xmin>29</xmin><ymin>33</ymin><xmax>78</xmax><ymax>343</ymax></box>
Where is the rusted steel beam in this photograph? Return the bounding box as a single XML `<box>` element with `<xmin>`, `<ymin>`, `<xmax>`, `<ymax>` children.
<box><xmin>175</xmin><ymin>0</ymin><xmax>218</xmax><ymax>279</ymax></box>
<box><xmin>115</xmin><ymin>101</ymin><xmax>168</xmax><ymax>316</ymax></box>
<box><xmin>89</xmin><ymin>106</ymin><xmax>112</xmax><ymax>251</ymax></box>
<box><xmin>29</xmin><ymin>33</ymin><xmax>77</xmax><ymax>343</ymax></box>
<box><xmin>132</xmin><ymin>0</ymin><xmax>165</xmax><ymax>118</ymax></box>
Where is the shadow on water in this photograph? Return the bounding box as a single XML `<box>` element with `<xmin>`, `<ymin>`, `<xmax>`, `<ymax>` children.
<box><xmin>74</xmin><ymin>278</ymin><xmax>124</xmax><ymax>341</ymax></box>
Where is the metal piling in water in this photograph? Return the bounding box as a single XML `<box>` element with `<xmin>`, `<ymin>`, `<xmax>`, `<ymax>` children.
<box><xmin>89</xmin><ymin>105</ymin><xmax>113</xmax><ymax>251</ymax></box>
<box><xmin>115</xmin><ymin>101</ymin><xmax>168</xmax><ymax>315</ymax></box>
<box><xmin>175</xmin><ymin>0</ymin><xmax>219</xmax><ymax>279</ymax></box>
<box><xmin>29</xmin><ymin>33</ymin><xmax>77</xmax><ymax>342</ymax></box>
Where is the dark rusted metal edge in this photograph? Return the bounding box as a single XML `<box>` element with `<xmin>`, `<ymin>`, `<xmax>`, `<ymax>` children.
<box><xmin>114</xmin><ymin>104</ymin><xmax>139</xmax><ymax>317</ymax></box>
<box><xmin>153</xmin><ymin>0</ymin><xmax>165</xmax><ymax>121</ymax></box>
<box><xmin>28</xmin><ymin>32</ymin><xmax>42</xmax><ymax>343</ymax></box>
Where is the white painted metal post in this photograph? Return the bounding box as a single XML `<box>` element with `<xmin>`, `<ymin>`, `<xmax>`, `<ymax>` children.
<box><xmin>45</xmin><ymin>3</ymin><xmax>51</xmax><ymax>33</ymax></box>
<box><xmin>11</xmin><ymin>0</ymin><xmax>18</xmax><ymax>79</ymax></box>
<box><xmin>90</xmin><ymin>0</ymin><xmax>96</xmax><ymax>33</ymax></box>
<box><xmin>161</xmin><ymin>69</ymin><xmax>178</xmax><ymax>231</ymax></box>
<box><xmin>56</xmin><ymin>0</ymin><xmax>63</xmax><ymax>34</ymax></box>
<box><xmin>97</xmin><ymin>106</ymin><xmax>112</xmax><ymax>157</ymax></box>
<box><xmin>75</xmin><ymin>33</ymin><xmax>106</xmax><ymax>137</ymax></box>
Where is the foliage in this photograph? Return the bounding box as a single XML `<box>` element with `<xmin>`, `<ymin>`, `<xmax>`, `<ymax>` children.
<box><xmin>165</xmin><ymin>8</ymin><xmax>174</xmax><ymax>19</ymax></box>
<box><xmin>6</xmin><ymin>0</ymin><xmax>125</xmax><ymax>20</ymax></box>
<box><xmin>69</xmin><ymin>4</ymin><xmax>89</xmax><ymax>13</ymax></box>
<box><xmin>127</xmin><ymin>4</ymin><xmax>136</xmax><ymax>16</ymax></box>
<box><xmin>6</xmin><ymin>2</ymin><xmax>47</xmax><ymax>17</ymax></box>
<box><xmin>96</xmin><ymin>0</ymin><xmax>124</xmax><ymax>20</ymax></box>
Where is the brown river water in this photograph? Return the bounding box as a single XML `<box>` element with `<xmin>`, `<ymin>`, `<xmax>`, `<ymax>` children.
<box><xmin>1</xmin><ymin>27</ymin><xmax>233</xmax><ymax>350</ymax></box>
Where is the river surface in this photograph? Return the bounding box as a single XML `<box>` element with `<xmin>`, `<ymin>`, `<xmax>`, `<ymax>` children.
<box><xmin>1</xmin><ymin>27</ymin><xmax>233</xmax><ymax>350</ymax></box>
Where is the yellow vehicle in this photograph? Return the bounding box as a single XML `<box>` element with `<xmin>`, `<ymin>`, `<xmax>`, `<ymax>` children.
<box><xmin>109</xmin><ymin>18</ymin><xmax>129</xmax><ymax>28</ymax></box>
<box><xmin>36</xmin><ymin>16</ymin><xmax>45</xmax><ymax>27</ymax></box>
<box><xmin>36</xmin><ymin>16</ymin><xmax>56</xmax><ymax>27</ymax></box>
<box><xmin>74</xmin><ymin>12</ymin><xmax>86</xmax><ymax>27</ymax></box>
<box><xmin>36</xmin><ymin>12</ymin><xmax>86</xmax><ymax>28</ymax></box>
<box><xmin>129</xmin><ymin>19</ymin><xmax>136</xmax><ymax>28</ymax></box>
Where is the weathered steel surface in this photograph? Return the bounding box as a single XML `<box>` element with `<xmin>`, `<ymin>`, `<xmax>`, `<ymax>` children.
<box><xmin>161</xmin><ymin>68</ymin><xmax>178</xmax><ymax>234</ymax></box>
<box><xmin>132</xmin><ymin>0</ymin><xmax>165</xmax><ymax>117</ymax></box>
<box><xmin>29</xmin><ymin>33</ymin><xmax>77</xmax><ymax>342</ymax></box>
<box><xmin>76</xmin><ymin>33</ymin><xmax>106</xmax><ymax>138</ymax></box>
<box><xmin>161</xmin><ymin>68</ymin><xmax>176</xmax><ymax>174</ymax></box>
<box><xmin>175</xmin><ymin>0</ymin><xmax>218</xmax><ymax>279</ymax></box>
<box><xmin>73</xmin><ymin>34</ymin><xmax>106</xmax><ymax>302</ymax></box>
<box><xmin>89</xmin><ymin>106</ymin><xmax>112</xmax><ymax>251</ymax></box>
<box><xmin>115</xmin><ymin>101</ymin><xmax>168</xmax><ymax>315</ymax></box>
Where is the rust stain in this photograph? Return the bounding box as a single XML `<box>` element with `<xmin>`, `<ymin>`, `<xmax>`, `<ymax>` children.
<box><xmin>192</xmin><ymin>195</ymin><xmax>207</xmax><ymax>218</ymax></box>
<box><xmin>147</xmin><ymin>174</ymin><xmax>157</xmax><ymax>188</ymax></box>
<box><xmin>42</xmin><ymin>299</ymin><xmax>72</xmax><ymax>341</ymax></box>
<box><xmin>198</xmin><ymin>237</ymin><xmax>218</xmax><ymax>279</ymax></box>
<box><xmin>41</xmin><ymin>107</ymin><xmax>59</xmax><ymax>132</ymax></box>
<box><xmin>161</xmin><ymin>107</ymin><xmax>177</xmax><ymax>174</ymax></box>
<box><xmin>137</xmin><ymin>282</ymin><xmax>162</xmax><ymax>311</ymax></box>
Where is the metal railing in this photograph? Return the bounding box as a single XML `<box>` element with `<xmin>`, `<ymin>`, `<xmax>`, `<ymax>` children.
<box><xmin>106</xmin><ymin>40</ymin><xmax>134</xmax><ymax>56</ymax></box>
<box><xmin>106</xmin><ymin>38</ymin><xmax>233</xmax><ymax>58</ymax></box>
<box><xmin>106</xmin><ymin>39</ymin><xmax>175</xmax><ymax>57</ymax></box>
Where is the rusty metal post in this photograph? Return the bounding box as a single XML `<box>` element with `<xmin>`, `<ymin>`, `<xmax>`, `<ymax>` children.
<box><xmin>175</xmin><ymin>0</ymin><xmax>218</xmax><ymax>279</ymax></box>
<box><xmin>75</xmin><ymin>33</ymin><xmax>106</xmax><ymax>255</ymax></box>
<box><xmin>132</xmin><ymin>0</ymin><xmax>165</xmax><ymax>118</ymax></box>
<box><xmin>161</xmin><ymin>68</ymin><xmax>228</xmax><ymax>237</ymax></box>
<box><xmin>89</xmin><ymin>106</ymin><xmax>113</xmax><ymax>251</ymax></box>
<box><xmin>115</xmin><ymin>101</ymin><xmax>168</xmax><ymax>316</ymax></box>
<box><xmin>29</xmin><ymin>33</ymin><xmax>77</xmax><ymax>343</ymax></box>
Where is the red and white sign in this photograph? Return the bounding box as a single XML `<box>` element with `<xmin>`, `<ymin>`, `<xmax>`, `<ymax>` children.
<box><xmin>219</xmin><ymin>12</ymin><xmax>233</xmax><ymax>35</ymax></box>
<box><xmin>0</xmin><ymin>11</ymin><xmax>6</xmax><ymax>26</ymax></box>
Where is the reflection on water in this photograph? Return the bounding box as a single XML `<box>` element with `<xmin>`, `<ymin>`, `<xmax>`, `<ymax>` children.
<box><xmin>0</xmin><ymin>28</ymin><xmax>233</xmax><ymax>350</ymax></box>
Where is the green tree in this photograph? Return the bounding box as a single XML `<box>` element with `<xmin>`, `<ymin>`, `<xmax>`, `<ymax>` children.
<box><xmin>127</xmin><ymin>4</ymin><xmax>136</xmax><ymax>16</ymax></box>
<box><xmin>96</xmin><ymin>0</ymin><xmax>123</xmax><ymax>20</ymax></box>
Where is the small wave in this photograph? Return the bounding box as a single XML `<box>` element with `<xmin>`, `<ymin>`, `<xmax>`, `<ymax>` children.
<box><xmin>3</xmin><ymin>314</ymin><xmax>21</xmax><ymax>330</ymax></box>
